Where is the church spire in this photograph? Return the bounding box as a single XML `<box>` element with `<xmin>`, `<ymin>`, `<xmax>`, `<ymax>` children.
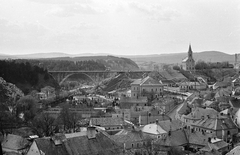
<box><xmin>188</xmin><ymin>44</ymin><xmax>192</xmax><ymax>58</ymax></box>
<box><xmin>188</xmin><ymin>44</ymin><xmax>192</xmax><ymax>53</ymax></box>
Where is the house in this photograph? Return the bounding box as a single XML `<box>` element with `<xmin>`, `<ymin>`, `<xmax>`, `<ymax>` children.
<box><xmin>64</xmin><ymin>128</ymin><xmax>123</xmax><ymax>155</ymax></box>
<box><xmin>182</xmin><ymin>44</ymin><xmax>195</xmax><ymax>71</ymax></box>
<box><xmin>212</xmin><ymin>81</ymin><xmax>231</xmax><ymax>90</ymax></box>
<box><xmin>133</xmin><ymin>110</ymin><xmax>171</xmax><ymax>125</ymax></box>
<box><xmin>113</xmin><ymin>109</ymin><xmax>131</xmax><ymax>121</ymax></box>
<box><xmin>2</xmin><ymin>134</ymin><xmax>30</xmax><ymax>155</ymax></box>
<box><xmin>154</xmin><ymin>129</ymin><xmax>188</xmax><ymax>150</ymax></box>
<box><xmin>199</xmin><ymin>138</ymin><xmax>229</xmax><ymax>154</ymax></box>
<box><xmin>141</xmin><ymin>120</ymin><xmax>168</xmax><ymax>139</ymax></box>
<box><xmin>27</xmin><ymin>127</ymin><xmax>124</xmax><ymax>155</ymax></box>
<box><xmin>190</xmin><ymin>115</ymin><xmax>238</xmax><ymax>142</ymax></box>
<box><xmin>183</xmin><ymin>107</ymin><xmax>219</xmax><ymax>127</ymax></box>
<box><xmin>110</xmin><ymin>128</ymin><xmax>148</xmax><ymax>150</ymax></box>
<box><xmin>226</xmin><ymin>145</ymin><xmax>240</xmax><ymax>155</ymax></box>
<box><xmin>41</xmin><ymin>86</ymin><xmax>56</xmax><ymax>98</ymax></box>
<box><xmin>36</xmin><ymin>92</ymin><xmax>47</xmax><ymax>100</ymax></box>
<box><xmin>158</xmin><ymin>119</ymin><xmax>184</xmax><ymax>132</ymax></box>
<box><xmin>131</xmin><ymin>76</ymin><xmax>164</xmax><ymax>100</ymax></box>
<box><xmin>232</xmin><ymin>77</ymin><xmax>240</xmax><ymax>87</ymax></box>
<box><xmin>179</xmin><ymin>81</ymin><xmax>207</xmax><ymax>92</ymax></box>
<box><xmin>152</xmin><ymin>97</ymin><xmax>176</xmax><ymax>114</ymax></box>
<box><xmin>185</xmin><ymin>129</ymin><xmax>209</xmax><ymax>151</ymax></box>
<box><xmin>120</xmin><ymin>96</ymin><xmax>148</xmax><ymax>108</ymax></box>
<box><xmin>90</xmin><ymin>117</ymin><xmax>124</xmax><ymax>132</ymax></box>
<box><xmin>26</xmin><ymin>134</ymin><xmax>68</xmax><ymax>155</ymax></box>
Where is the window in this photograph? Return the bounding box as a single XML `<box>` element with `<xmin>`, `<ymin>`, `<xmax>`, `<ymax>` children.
<box><xmin>132</xmin><ymin>144</ymin><xmax>134</xmax><ymax>148</ymax></box>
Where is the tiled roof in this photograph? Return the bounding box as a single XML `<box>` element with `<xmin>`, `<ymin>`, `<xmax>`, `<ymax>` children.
<box><xmin>227</xmin><ymin>145</ymin><xmax>240</xmax><ymax>155</ymax></box>
<box><xmin>35</xmin><ymin>137</ymin><xmax>68</xmax><ymax>155</ymax></box>
<box><xmin>203</xmin><ymin>100</ymin><xmax>214</xmax><ymax>107</ymax></box>
<box><xmin>154</xmin><ymin>130</ymin><xmax>188</xmax><ymax>147</ymax></box>
<box><xmin>200</xmin><ymin>140</ymin><xmax>228</xmax><ymax>152</ymax></box>
<box><xmin>184</xmin><ymin>107</ymin><xmax>218</xmax><ymax>120</ymax></box>
<box><xmin>131</xmin><ymin>79</ymin><xmax>142</xmax><ymax>85</ymax></box>
<box><xmin>178</xmin><ymin>101</ymin><xmax>191</xmax><ymax>115</ymax></box>
<box><xmin>191</xmin><ymin>116</ymin><xmax>237</xmax><ymax>130</ymax></box>
<box><xmin>186</xmin><ymin>130</ymin><xmax>208</xmax><ymax>146</ymax></box>
<box><xmin>2</xmin><ymin>134</ymin><xmax>30</xmax><ymax>151</ymax></box>
<box><xmin>141</xmin><ymin>123</ymin><xmax>167</xmax><ymax>135</ymax></box>
<box><xmin>90</xmin><ymin>117</ymin><xmax>123</xmax><ymax>126</ymax></box>
<box><xmin>182</xmin><ymin>57</ymin><xmax>189</xmax><ymax>62</ymax></box>
<box><xmin>158</xmin><ymin>120</ymin><xmax>183</xmax><ymax>132</ymax></box>
<box><xmin>110</xmin><ymin>130</ymin><xmax>144</xmax><ymax>143</ymax></box>
<box><xmin>229</xmin><ymin>97</ymin><xmax>240</xmax><ymax>108</ymax></box>
<box><xmin>64</xmin><ymin>132</ymin><xmax>123</xmax><ymax>155</ymax></box>
<box><xmin>131</xmin><ymin>76</ymin><xmax>162</xmax><ymax>86</ymax></box>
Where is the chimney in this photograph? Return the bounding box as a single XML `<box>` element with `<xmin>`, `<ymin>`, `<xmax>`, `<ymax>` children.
<box><xmin>207</xmin><ymin>115</ymin><xmax>210</xmax><ymax>119</ymax></box>
<box><xmin>87</xmin><ymin>126</ymin><xmax>96</xmax><ymax>139</ymax></box>
<box><xmin>208</xmin><ymin>137</ymin><xmax>211</xmax><ymax>143</ymax></box>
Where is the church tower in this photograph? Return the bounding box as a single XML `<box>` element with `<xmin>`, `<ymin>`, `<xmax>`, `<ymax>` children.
<box><xmin>182</xmin><ymin>44</ymin><xmax>195</xmax><ymax>71</ymax></box>
<box><xmin>188</xmin><ymin>44</ymin><xmax>193</xmax><ymax>58</ymax></box>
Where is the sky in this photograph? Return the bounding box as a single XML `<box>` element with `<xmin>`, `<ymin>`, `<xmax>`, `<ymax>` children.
<box><xmin>0</xmin><ymin>0</ymin><xmax>239</xmax><ymax>55</ymax></box>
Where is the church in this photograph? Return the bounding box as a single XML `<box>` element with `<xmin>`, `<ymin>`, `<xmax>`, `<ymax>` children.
<box><xmin>182</xmin><ymin>44</ymin><xmax>195</xmax><ymax>71</ymax></box>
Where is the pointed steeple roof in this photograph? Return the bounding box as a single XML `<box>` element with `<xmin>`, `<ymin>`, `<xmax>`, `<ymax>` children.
<box><xmin>188</xmin><ymin>44</ymin><xmax>192</xmax><ymax>53</ymax></box>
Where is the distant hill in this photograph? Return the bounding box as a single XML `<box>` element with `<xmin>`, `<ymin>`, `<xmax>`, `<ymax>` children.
<box><xmin>127</xmin><ymin>51</ymin><xmax>235</xmax><ymax>64</ymax></box>
<box><xmin>0</xmin><ymin>51</ymin><xmax>235</xmax><ymax>64</ymax></box>
<box><xmin>10</xmin><ymin>56</ymin><xmax>139</xmax><ymax>71</ymax></box>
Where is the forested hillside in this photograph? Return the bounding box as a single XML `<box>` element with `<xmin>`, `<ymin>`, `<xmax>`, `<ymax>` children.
<box><xmin>0</xmin><ymin>60</ymin><xmax>59</xmax><ymax>94</ymax></box>
<box><xmin>15</xmin><ymin>59</ymin><xmax>106</xmax><ymax>71</ymax></box>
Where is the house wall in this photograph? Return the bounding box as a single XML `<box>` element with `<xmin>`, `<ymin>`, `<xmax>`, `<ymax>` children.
<box><xmin>112</xmin><ymin>109</ymin><xmax>131</xmax><ymax>121</ymax></box>
<box><xmin>131</xmin><ymin>84</ymin><xmax>163</xmax><ymax>99</ymax></box>
<box><xmin>26</xmin><ymin>141</ymin><xmax>41</xmax><ymax>155</ymax></box>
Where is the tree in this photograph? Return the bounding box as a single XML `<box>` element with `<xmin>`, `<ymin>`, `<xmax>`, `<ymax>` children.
<box><xmin>16</xmin><ymin>95</ymin><xmax>37</xmax><ymax>122</ymax></box>
<box><xmin>32</xmin><ymin>112</ymin><xmax>57</xmax><ymax>137</ymax></box>
<box><xmin>173</xmin><ymin>65</ymin><xmax>181</xmax><ymax>71</ymax></box>
<box><xmin>195</xmin><ymin>60</ymin><xmax>210</xmax><ymax>70</ymax></box>
<box><xmin>59</xmin><ymin>104</ymin><xmax>80</xmax><ymax>132</ymax></box>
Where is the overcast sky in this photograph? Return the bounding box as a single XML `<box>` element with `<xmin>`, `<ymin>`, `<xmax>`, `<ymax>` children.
<box><xmin>0</xmin><ymin>0</ymin><xmax>239</xmax><ymax>55</ymax></box>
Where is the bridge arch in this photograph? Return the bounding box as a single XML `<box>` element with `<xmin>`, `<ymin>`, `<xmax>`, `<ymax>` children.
<box><xmin>59</xmin><ymin>73</ymin><xmax>96</xmax><ymax>86</ymax></box>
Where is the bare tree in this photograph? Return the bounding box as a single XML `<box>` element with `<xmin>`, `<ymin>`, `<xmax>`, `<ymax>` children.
<box><xmin>32</xmin><ymin>112</ymin><xmax>57</xmax><ymax>137</ymax></box>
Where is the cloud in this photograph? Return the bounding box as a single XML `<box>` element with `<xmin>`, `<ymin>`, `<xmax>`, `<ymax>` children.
<box><xmin>46</xmin><ymin>3</ymin><xmax>105</xmax><ymax>17</ymax></box>
<box><xmin>29</xmin><ymin>0</ymin><xmax>91</xmax><ymax>5</ymax></box>
<box><xmin>129</xmin><ymin>2</ymin><xmax>179</xmax><ymax>21</ymax></box>
<box><xmin>0</xmin><ymin>19</ymin><xmax>49</xmax><ymax>50</ymax></box>
<box><xmin>71</xmin><ymin>22</ymin><xmax>99</xmax><ymax>30</ymax></box>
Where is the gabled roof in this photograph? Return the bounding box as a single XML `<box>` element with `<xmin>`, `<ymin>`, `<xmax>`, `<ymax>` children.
<box><xmin>35</xmin><ymin>137</ymin><xmax>68</xmax><ymax>155</ymax></box>
<box><xmin>90</xmin><ymin>117</ymin><xmax>123</xmax><ymax>126</ymax></box>
<box><xmin>155</xmin><ymin>130</ymin><xmax>188</xmax><ymax>147</ymax></box>
<box><xmin>227</xmin><ymin>145</ymin><xmax>240</xmax><ymax>155</ymax></box>
<box><xmin>131</xmin><ymin>76</ymin><xmax>162</xmax><ymax>86</ymax></box>
<box><xmin>191</xmin><ymin>116</ymin><xmax>237</xmax><ymax>130</ymax></box>
<box><xmin>184</xmin><ymin>107</ymin><xmax>218</xmax><ymax>120</ymax></box>
<box><xmin>64</xmin><ymin>131</ymin><xmax>122</xmax><ymax>155</ymax></box>
<box><xmin>182</xmin><ymin>57</ymin><xmax>189</xmax><ymax>63</ymax></box>
<box><xmin>2</xmin><ymin>134</ymin><xmax>30</xmax><ymax>151</ymax></box>
<box><xmin>186</xmin><ymin>130</ymin><xmax>208</xmax><ymax>146</ymax></box>
<box><xmin>158</xmin><ymin>120</ymin><xmax>183</xmax><ymax>132</ymax></box>
<box><xmin>141</xmin><ymin>123</ymin><xmax>167</xmax><ymax>135</ymax></box>
<box><xmin>110</xmin><ymin>129</ymin><xmax>145</xmax><ymax>144</ymax></box>
<box><xmin>200</xmin><ymin>140</ymin><xmax>228</xmax><ymax>152</ymax></box>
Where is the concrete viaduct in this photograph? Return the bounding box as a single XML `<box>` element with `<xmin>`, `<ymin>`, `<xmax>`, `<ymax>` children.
<box><xmin>48</xmin><ymin>70</ymin><xmax>152</xmax><ymax>85</ymax></box>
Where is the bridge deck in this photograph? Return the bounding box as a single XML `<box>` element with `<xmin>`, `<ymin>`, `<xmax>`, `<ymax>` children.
<box><xmin>49</xmin><ymin>70</ymin><xmax>152</xmax><ymax>73</ymax></box>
